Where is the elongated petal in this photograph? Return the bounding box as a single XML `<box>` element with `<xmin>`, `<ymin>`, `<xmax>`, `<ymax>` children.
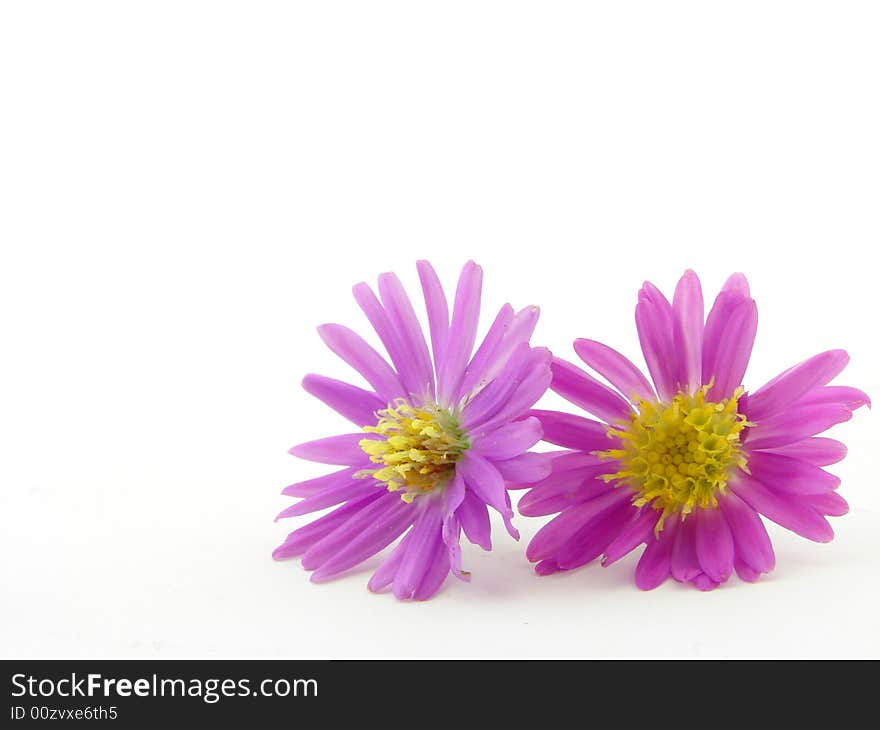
<box><xmin>672</xmin><ymin>270</ymin><xmax>704</xmax><ymax>393</ymax></box>
<box><xmin>442</xmin><ymin>475</ymin><xmax>468</xmax><ymax>581</ymax></box>
<box><xmin>368</xmin><ymin>532</ymin><xmax>411</xmax><ymax>592</ymax></box>
<box><xmin>529</xmin><ymin>409</ymin><xmax>618</xmax><ymax>451</ymax></box>
<box><xmin>460</xmin><ymin>343</ymin><xmax>531</xmax><ymax>429</ymax></box>
<box><xmin>413</xmin><ymin>530</ymin><xmax>452</xmax><ymax>600</ymax></box>
<box><xmin>702</xmin><ymin>273</ymin><xmax>751</xmax><ymax>384</ymax></box>
<box><xmin>747</xmin><ymin>349</ymin><xmax>850</xmax><ymax>421</ymax></box>
<box><xmin>272</xmin><ymin>492</ymin><xmax>383</xmax><ymax>559</ymax></box>
<box><xmin>745</xmin><ymin>404</ymin><xmax>852</xmax><ymax>450</ymax></box>
<box><xmin>705</xmin><ymin>298</ymin><xmax>757</xmax><ymax>400</ymax></box>
<box><xmin>317</xmin><ymin>323</ymin><xmax>405</xmax><ymax>403</ymax></box>
<box><xmin>281</xmin><ymin>467</ymin><xmax>357</xmax><ymax>498</ymax></box>
<box><xmin>393</xmin><ymin>502</ymin><xmax>444</xmax><ymax>600</ymax></box>
<box><xmin>493</xmin><ymin>452</ymin><xmax>552</xmax><ymax>486</ymax></box>
<box><xmin>573</xmin><ymin>338</ymin><xmax>655</xmax><ymax>402</ymax></box>
<box><xmin>602</xmin><ymin>507</ymin><xmax>659</xmax><ymax>566</ymax></box>
<box><xmin>457</xmin><ymin>451</ymin><xmax>513</xmax><ymax>520</ymax></box>
<box><xmin>275</xmin><ymin>477</ymin><xmax>376</xmax><ymax>519</ymax></box>
<box><xmin>793</xmin><ymin>385</ymin><xmax>871</xmax><ymax>411</ymax></box>
<box><xmin>302</xmin><ymin>373</ymin><xmax>384</xmax><ymax>427</ymax></box>
<box><xmin>635</xmin><ymin>282</ymin><xmax>676</xmax><ymax>401</ymax></box>
<box><xmin>469</xmin><ymin>348</ymin><xmax>552</xmax><ymax>435</ymax></box>
<box><xmin>438</xmin><ymin>261</ymin><xmax>482</xmax><ymax>404</ymax></box>
<box><xmin>747</xmin><ymin>451</ymin><xmax>840</xmax><ymax>495</ymax></box>
<box><xmin>457</xmin><ymin>488</ymin><xmax>491</xmax><ymax>550</ymax></box>
<box><xmin>417</xmin><ymin>260</ymin><xmax>449</xmax><ymax>369</ymax></box>
<box><xmin>730</xmin><ymin>472</ymin><xmax>834</xmax><ymax>543</ymax></box>
<box><xmin>634</xmin><ymin>520</ymin><xmax>678</xmax><ymax>590</ymax></box>
<box><xmin>352</xmin><ymin>282</ymin><xmax>417</xmax><ymax>397</ymax></box>
<box><xmin>526</xmin><ymin>488</ymin><xmax>632</xmax><ymax>562</ymax></box>
<box><xmin>302</xmin><ymin>491</ymin><xmax>412</xmax><ymax>570</ymax></box>
<box><xmin>719</xmin><ymin>491</ymin><xmax>775</xmax><ymax>574</ymax></box>
<box><xmin>378</xmin><ymin>272</ymin><xmax>434</xmax><ymax>397</ymax></box>
<box><xmin>310</xmin><ymin>497</ymin><xmax>415</xmax><ymax>581</ymax></box>
<box><xmin>671</xmin><ymin>516</ymin><xmax>700</xmax><ymax>582</ymax></box>
<box><xmin>554</xmin><ymin>504</ymin><xmax>634</xmax><ymax>571</ymax></box>
<box><xmin>804</xmin><ymin>491</ymin><xmax>849</xmax><ymax>517</ymax></box>
<box><xmin>289</xmin><ymin>433</ymin><xmax>373</xmax><ymax>465</ymax></box>
<box><xmin>734</xmin><ymin>557</ymin><xmax>761</xmax><ymax>583</ymax></box>
<box><xmin>550</xmin><ymin>357</ymin><xmax>633</xmax><ymax>425</ymax></box>
<box><xmin>458</xmin><ymin>304</ymin><xmax>514</xmax><ymax>397</ymax></box>
<box><xmin>518</xmin><ymin>465</ymin><xmax>617</xmax><ymax>517</ymax></box>
<box><xmin>762</xmin><ymin>437</ymin><xmax>848</xmax><ymax>467</ymax></box>
<box><xmin>473</xmin><ymin>416</ymin><xmax>542</xmax><ymax>461</ymax></box>
<box><xmin>476</xmin><ymin>305</ymin><xmax>541</xmax><ymax>388</ymax></box>
<box><xmin>695</xmin><ymin>507</ymin><xmax>734</xmax><ymax>583</ymax></box>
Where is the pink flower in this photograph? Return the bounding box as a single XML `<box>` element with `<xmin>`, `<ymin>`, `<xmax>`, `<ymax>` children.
<box><xmin>274</xmin><ymin>261</ymin><xmax>551</xmax><ymax>600</ymax></box>
<box><xmin>523</xmin><ymin>271</ymin><xmax>869</xmax><ymax>590</ymax></box>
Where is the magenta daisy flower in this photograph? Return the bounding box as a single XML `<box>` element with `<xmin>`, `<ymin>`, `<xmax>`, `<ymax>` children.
<box><xmin>274</xmin><ymin>261</ymin><xmax>552</xmax><ymax>600</ymax></box>
<box><xmin>523</xmin><ymin>270</ymin><xmax>869</xmax><ymax>591</ymax></box>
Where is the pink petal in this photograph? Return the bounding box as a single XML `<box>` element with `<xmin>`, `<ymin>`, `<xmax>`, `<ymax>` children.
<box><xmin>526</xmin><ymin>488</ymin><xmax>632</xmax><ymax>562</ymax></box>
<box><xmin>416</xmin><ymin>260</ymin><xmax>449</xmax><ymax>368</ymax></box>
<box><xmin>457</xmin><ymin>451</ymin><xmax>513</xmax><ymax>521</ymax></box>
<box><xmin>472</xmin><ymin>416</ymin><xmax>542</xmax><ymax>461</ymax></box>
<box><xmin>793</xmin><ymin>385</ymin><xmax>871</xmax><ymax>411</ymax></box>
<box><xmin>302</xmin><ymin>373</ymin><xmax>384</xmax><ymax>427</ymax></box>
<box><xmin>762</xmin><ymin>437</ymin><xmax>848</xmax><ymax>467</ymax></box>
<box><xmin>747</xmin><ymin>349</ymin><xmax>850</xmax><ymax>421</ymax></box>
<box><xmin>529</xmin><ymin>409</ymin><xmax>618</xmax><ymax>451</ymax></box>
<box><xmin>550</xmin><ymin>357</ymin><xmax>633</xmax><ymax>425</ymax></box>
<box><xmin>695</xmin><ymin>507</ymin><xmax>734</xmax><ymax>583</ymax></box>
<box><xmin>729</xmin><ymin>472</ymin><xmax>834</xmax><ymax>543</ymax></box>
<box><xmin>719</xmin><ymin>491</ymin><xmax>775</xmax><ymax>574</ymax></box>
<box><xmin>634</xmin><ymin>520</ymin><xmax>678</xmax><ymax>590</ymax></box>
<box><xmin>456</xmin><ymin>487</ymin><xmax>492</xmax><ymax>550</ymax></box>
<box><xmin>702</xmin><ymin>273</ymin><xmax>751</xmax><ymax>386</ymax></box>
<box><xmin>518</xmin><ymin>465</ymin><xmax>617</xmax><ymax>517</ymax></box>
<box><xmin>572</xmin><ymin>338</ymin><xmax>655</xmax><ymax>402</ymax></box>
<box><xmin>670</xmin><ymin>515</ymin><xmax>701</xmax><ymax>583</ymax></box>
<box><xmin>457</xmin><ymin>304</ymin><xmax>514</xmax><ymax>397</ymax></box>
<box><xmin>368</xmin><ymin>532</ymin><xmax>411</xmax><ymax>593</ymax></box>
<box><xmin>317</xmin><ymin>323</ymin><xmax>405</xmax><ymax>403</ymax></box>
<box><xmin>289</xmin><ymin>433</ymin><xmax>374</xmax><ymax>465</ymax></box>
<box><xmin>746</xmin><ymin>450</ymin><xmax>840</xmax><ymax>495</ymax></box>
<box><xmin>378</xmin><ymin>272</ymin><xmax>435</xmax><ymax>397</ymax></box>
<box><xmin>437</xmin><ymin>261</ymin><xmax>482</xmax><ymax>405</ymax></box>
<box><xmin>392</xmin><ymin>503</ymin><xmax>445</xmax><ymax>600</ymax></box>
<box><xmin>272</xmin><ymin>492</ymin><xmax>383</xmax><ymax>560</ymax></box>
<box><xmin>281</xmin><ymin>467</ymin><xmax>358</xmax><ymax>498</ymax></box>
<box><xmin>302</xmin><ymin>491</ymin><xmax>413</xmax><ymax>572</ymax></box>
<box><xmin>602</xmin><ymin>507</ymin><xmax>659</xmax><ymax>566</ymax></box>
<box><xmin>745</xmin><ymin>404</ymin><xmax>852</xmax><ymax>450</ymax></box>
<box><xmin>705</xmin><ymin>298</ymin><xmax>757</xmax><ymax>400</ymax></box>
<box><xmin>493</xmin><ymin>452</ymin><xmax>552</xmax><ymax>486</ymax></box>
<box><xmin>804</xmin><ymin>491</ymin><xmax>849</xmax><ymax>517</ymax></box>
<box><xmin>672</xmin><ymin>269</ymin><xmax>704</xmax><ymax>393</ymax></box>
<box><xmin>635</xmin><ymin>282</ymin><xmax>677</xmax><ymax>401</ymax></box>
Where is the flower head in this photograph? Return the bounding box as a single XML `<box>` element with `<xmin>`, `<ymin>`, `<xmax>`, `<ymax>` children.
<box><xmin>523</xmin><ymin>270</ymin><xmax>869</xmax><ymax>591</ymax></box>
<box><xmin>274</xmin><ymin>261</ymin><xmax>552</xmax><ymax>600</ymax></box>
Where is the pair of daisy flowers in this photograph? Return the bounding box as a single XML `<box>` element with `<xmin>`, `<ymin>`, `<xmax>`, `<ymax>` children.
<box><xmin>274</xmin><ymin>261</ymin><xmax>868</xmax><ymax>600</ymax></box>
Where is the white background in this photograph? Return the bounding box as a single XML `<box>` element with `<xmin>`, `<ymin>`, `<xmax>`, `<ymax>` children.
<box><xmin>2</xmin><ymin>2</ymin><xmax>878</xmax><ymax>658</ymax></box>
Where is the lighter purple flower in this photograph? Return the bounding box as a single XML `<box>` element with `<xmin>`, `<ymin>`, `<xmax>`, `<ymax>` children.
<box><xmin>274</xmin><ymin>261</ymin><xmax>552</xmax><ymax>600</ymax></box>
<box><xmin>523</xmin><ymin>270</ymin><xmax>869</xmax><ymax>591</ymax></box>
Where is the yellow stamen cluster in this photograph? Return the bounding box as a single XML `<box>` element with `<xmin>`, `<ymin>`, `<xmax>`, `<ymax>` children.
<box><xmin>356</xmin><ymin>399</ymin><xmax>469</xmax><ymax>503</ymax></box>
<box><xmin>598</xmin><ymin>384</ymin><xmax>751</xmax><ymax>534</ymax></box>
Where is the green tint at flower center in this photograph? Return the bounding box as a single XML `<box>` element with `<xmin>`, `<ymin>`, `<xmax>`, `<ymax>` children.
<box><xmin>598</xmin><ymin>384</ymin><xmax>751</xmax><ymax>533</ymax></box>
<box><xmin>356</xmin><ymin>399</ymin><xmax>470</xmax><ymax>502</ymax></box>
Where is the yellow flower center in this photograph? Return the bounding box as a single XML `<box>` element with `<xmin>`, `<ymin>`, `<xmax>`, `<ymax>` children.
<box><xmin>598</xmin><ymin>384</ymin><xmax>751</xmax><ymax>534</ymax></box>
<box><xmin>356</xmin><ymin>399</ymin><xmax>470</xmax><ymax>503</ymax></box>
